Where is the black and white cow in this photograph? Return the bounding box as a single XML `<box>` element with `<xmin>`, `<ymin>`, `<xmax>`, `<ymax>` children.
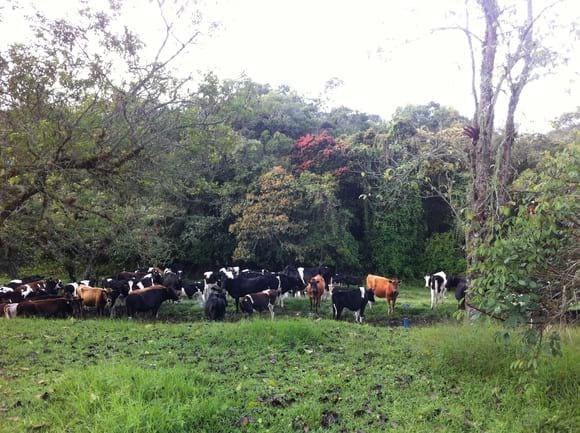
<box><xmin>240</xmin><ymin>289</ymin><xmax>279</xmax><ymax>320</ymax></box>
<box><xmin>275</xmin><ymin>273</ymin><xmax>306</xmax><ymax>307</ymax></box>
<box><xmin>282</xmin><ymin>265</ymin><xmax>334</xmax><ymax>293</ymax></box>
<box><xmin>204</xmin><ymin>292</ymin><xmax>227</xmax><ymax>321</ymax></box>
<box><xmin>424</xmin><ymin>271</ymin><xmax>448</xmax><ymax>309</ymax></box>
<box><xmin>181</xmin><ymin>280</ymin><xmax>204</xmax><ymax>299</ymax></box>
<box><xmin>332</xmin><ymin>287</ymin><xmax>375</xmax><ymax>323</ymax></box>
<box><xmin>3</xmin><ymin>275</ymin><xmax>44</xmax><ymax>289</ymax></box>
<box><xmin>239</xmin><ymin>269</ymin><xmax>268</xmax><ymax>279</ymax></box>
<box><xmin>220</xmin><ymin>271</ymin><xmax>279</xmax><ymax>312</ymax></box>
<box><xmin>135</xmin><ymin>272</ymin><xmax>163</xmax><ymax>290</ymax></box>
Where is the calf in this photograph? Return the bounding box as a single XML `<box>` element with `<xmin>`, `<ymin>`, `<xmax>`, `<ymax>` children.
<box><xmin>204</xmin><ymin>292</ymin><xmax>227</xmax><ymax>321</ymax></box>
<box><xmin>332</xmin><ymin>287</ymin><xmax>375</xmax><ymax>323</ymax></box>
<box><xmin>240</xmin><ymin>289</ymin><xmax>278</xmax><ymax>320</ymax></box>
<box><xmin>306</xmin><ymin>274</ymin><xmax>326</xmax><ymax>314</ymax></box>
<box><xmin>125</xmin><ymin>285</ymin><xmax>179</xmax><ymax>319</ymax></box>
<box><xmin>424</xmin><ymin>271</ymin><xmax>448</xmax><ymax>309</ymax></box>
<box><xmin>366</xmin><ymin>274</ymin><xmax>401</xmax><ymax>314</ymax></box>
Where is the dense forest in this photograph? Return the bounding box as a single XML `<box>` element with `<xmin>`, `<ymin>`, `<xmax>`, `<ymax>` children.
<box><xmin>1</xmin><ymin>65</ymin><xmax>575</xmax><ymax>280</ymax></box>
<box><xmin>1</xmin><ymin>0</ymin><xmax>578</xmax><ymax>333</ymax></box>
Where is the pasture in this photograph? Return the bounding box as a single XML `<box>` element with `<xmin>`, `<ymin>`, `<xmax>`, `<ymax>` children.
<box><xmin>1</xmin><ymin>283</ymin><xmax>578</xmax><ymax>433</ymax></box>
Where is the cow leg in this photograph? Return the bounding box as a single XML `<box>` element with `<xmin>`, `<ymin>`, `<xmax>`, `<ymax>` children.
<box><xmin>235</xmin><ymin>297</ymin><xmax>240</xmax><ymax>312</ymax></box>
<box><xmin>268</xmin><ymin>303</ymin><xmax>275</xmax><ymax>321</ymax></box>
<box><xmin>430</xmin><ymin>289</ymin><xmax>435</xmax><ymax>309</ymax></box>
<box><xmin>335</xmin><ymin>306</ymin><xmax>344</xmax><ymax>321</ymax></box>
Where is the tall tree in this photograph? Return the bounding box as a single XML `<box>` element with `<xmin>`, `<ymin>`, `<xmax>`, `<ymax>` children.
<box><xmin>460</xmin><ymin>0</ymin><xmax>570</xmax><ymax>264</ymax></box>
<box><xmin>0</xmin><ymin>1</ymin><xmax>212</xmax><ymax>274</ymax></box>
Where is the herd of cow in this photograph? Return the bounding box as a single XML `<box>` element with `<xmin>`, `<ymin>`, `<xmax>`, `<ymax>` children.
<box><xmin>0</xmin><ymin>265</ymin><xmax>468</xmax><ymax>324</ymax></box>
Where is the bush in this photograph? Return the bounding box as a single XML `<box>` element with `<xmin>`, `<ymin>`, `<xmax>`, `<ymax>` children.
<box><xmin>421</xmin><ymin>231</ymin><xmax>466</xmax><ymax>275</ymax></box>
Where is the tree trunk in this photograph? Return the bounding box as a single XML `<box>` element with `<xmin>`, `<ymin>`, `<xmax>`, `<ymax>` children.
<box><xmin>467</xmin><ymin>0</ymin><xmax>499</xmax><ymax>267</ymax></box>
<box><xmin>497</xmin><ymin>0</ymin><xmax>533</xmax><ymax>208</ymax></box>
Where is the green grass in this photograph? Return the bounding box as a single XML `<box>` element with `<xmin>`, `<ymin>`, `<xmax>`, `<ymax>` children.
<box><xmin>0</xmin><ymin>282</ymin><xmax>578</xmax><ymax>432</ymax></box>
<box><xmin>1</xmin><ymin>316</ymin><xmax>579</xmax><ymax>433</ymax></box>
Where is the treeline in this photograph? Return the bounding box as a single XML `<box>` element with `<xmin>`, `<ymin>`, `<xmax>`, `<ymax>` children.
<box><xmin>1</xmin><ymin>73</ymin><xmax>574</xmax><ymax>281</ymax></box>
<box><xmin>0</xmin><ymin>5</ymin><xmax>576</xmax><ymax>283</ymax></box>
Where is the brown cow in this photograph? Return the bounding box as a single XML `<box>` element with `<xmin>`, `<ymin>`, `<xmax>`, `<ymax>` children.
<box><xmin>366</xmin><ymin>274</ymin><xmax>401</xmax><ymax>314</ymax></box>
<box><xmin>306</xmin><ymin>274</ymin><xmax>326</xmax><ymax>314</ymax></box>
<box><xmin>16</xmin><ymin>298</ymin><xmax>77</xmax><ymax>318</ymax></box>
<box><xmin>76</xmin><ymin>286</ymin><xmax>110</xmax><ymax>317</ymax></box>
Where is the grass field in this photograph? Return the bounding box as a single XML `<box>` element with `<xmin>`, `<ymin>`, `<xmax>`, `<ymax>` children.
<box><xmin>1</xmin><ymin>283</ymin><xmax>578</xmax><ymax>433</ymax></box>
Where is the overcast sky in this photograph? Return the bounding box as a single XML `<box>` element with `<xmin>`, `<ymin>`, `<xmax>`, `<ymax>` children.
<box><xmin>2</xmin><ymin>0</ymin><xmax>579</xmax><ymax>132</ymax></box>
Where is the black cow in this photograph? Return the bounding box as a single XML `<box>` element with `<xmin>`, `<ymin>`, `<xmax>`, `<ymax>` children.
<box><xmin>125</xmin><ymin>285</ymin><xmax>180</xmax><ymax>319</ymax></box>
<box><xmin>447</xmin><ymin>275</ymin><xmax>469</xmax><ymax>309</ymax></box>
<box><xmin>220</xmin><ymin>272</ymin><xmax>279</xmax><ymax>312</ymax></box>
<box><xmin>240</xmin><ymin>289</ymin><xmax>279</xmax><ymax>320</ymax></box>
<box><xmin>332</xmin><ymin>287</ymin><xmax>375</xmax><ymax>323</ymax></box>
<box><xmin>204</xmin><ymin>292</ymin><xmax>227</xmax><ymax>321</ymax></box>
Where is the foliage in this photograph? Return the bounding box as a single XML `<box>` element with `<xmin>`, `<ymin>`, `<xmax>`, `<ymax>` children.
<box><xmin>369</xmin><ymin>190</ymin><xmax>425</xmax><ymax>278</ymax></box>
<box><xmin>472</xmin><ymin>146</ymin><xmax>579</xmax><ymax>348</ymax></box>
<box><xmin>421</xmin><ymin>231</ymin><xmax>466</xmax><ymax>276</ymax></box>
<box><xmin>230</xmin><ymin>166</ymin><xmax>306</xmax><ymax>267</ymax></box>
<box><xmin>291</xmin><ymin>130</ymin><xmax>347</xmax><ymax>175</ymax></box>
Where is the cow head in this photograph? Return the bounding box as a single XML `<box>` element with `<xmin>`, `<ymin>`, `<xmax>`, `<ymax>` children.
<box><xmin>424</xmin><ymin>275</ymin><xmax>431</xmax><ymax>287</ymax></box>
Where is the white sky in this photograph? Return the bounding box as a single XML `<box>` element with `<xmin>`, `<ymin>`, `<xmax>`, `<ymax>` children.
<box><xmin>2</xmin><ymin>0</ymin><xmax>579</xmax><ymax>132</ymax></box>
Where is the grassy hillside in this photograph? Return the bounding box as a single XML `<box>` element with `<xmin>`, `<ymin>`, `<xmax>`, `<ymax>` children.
<box><xmin>1</xmin><ymin>316</ymin><xmax>578</xmax><ymax>433</ymax></box>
